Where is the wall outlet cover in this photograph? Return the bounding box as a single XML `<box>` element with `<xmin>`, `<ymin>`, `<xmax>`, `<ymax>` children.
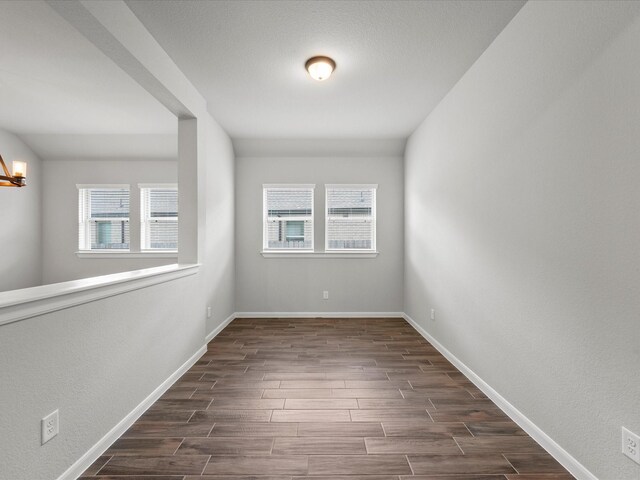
<box><xmin>622</xmin><ymin>427</ymin><xmax>640</xmax><ymax>464</ymax></box>
<box><xmin>42</xmin><ymin>410</ymin><xmax>59</xmax><ymax>445</ymax></box>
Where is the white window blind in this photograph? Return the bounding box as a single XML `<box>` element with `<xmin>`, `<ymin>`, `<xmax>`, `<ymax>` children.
<box><xmin>263</xmin><ymin>185</ymin><xmax>314</xmax><ymax>250</ymax></box>
<box><xmin>78</xmin><ymin>186</ymin><xmax>130</xmax><ymax>251</ymax></box>
<box><xmin>140</xmin><ymin>185</ymin><xmax>178</xmax><ymax>251</ymax></box>
<box><xmin>326</xmin><ymin>185</ymin><xmax>377</xmax><ymax>251</ymax></box>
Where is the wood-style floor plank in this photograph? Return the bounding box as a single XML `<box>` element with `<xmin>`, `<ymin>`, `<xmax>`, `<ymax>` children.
<box><xmin>294</xmin><ymin>477</ymin><xmax>400</xmax><ymax>480</ymax></box>
<box><xmin>505</xmin><ymin>475</ymin><xmax>575</xmax><ymax>480</ymax></box>
<box><xmin>350</xmin><ymin>408</ymin><xmax>432</xmax><ymax>422</ymax></box>
<box><xmin>401</xmin><ymin>476</ymin><xmax>507</xmax><ymax>480</ymax></box>
<box><xmin>263</xmin><ymin>388</ymin><xmax>333</xmax><ymax>398</ymax></box>
<box><xmin>186</xmin><ymin>477</ymin><xmax>290</xmax><ymax>480</ymax></box>
<box><xmin>382</xmin><ymin>421</ymin><xmax>471</xmax><ymax>438</ymax></box>
<box><xmin>189</xmin><ymin>409</ymin><xmax>272</xmax><ymax>423</ymax></box>
<box><xmin>407</xmin><ymin>454</ymin><xmax>517</xmax><ymax>475</ymax></box>
<box><xmin>203</xmin><ymin>455</ymin><xmax>308</xmax><ymax>475</ymax></box>
<box><xmin>455</xmin><ymin>435</ymin><xmax>546</xmax><ymax>454</ymax></box>
<box><xmin>272</xmin><ymin>436</ymin><xmax>367</xmax><ymax>455</ymax></box>
<box><xmin>297</xmin><ymin>422</ymin><xmax>385</xmax><ymax>437</ymax></box>
<box><xmin>209</xmin><ymin>398</ymin><xmax>284</xmax><ymax>409</ymax></box>
<box><xmin>122</xmin><ymin>422</ymin><xmax>212</xmax><ymax>438</ymax></box>
<box><xmin>98</xmin><ymin>455</ymin><xmax>210</xmax><ymax>475</ymax></box>
<box><xmin>176</xmin><ymin>436</ymin><xmax>274</xmax><ymax>455</ymax></box>
<box><xmin>365</xmin><ymin>437</ymin><xmax>462</xmax><ymax>454</ymax></box>
<box><xmin>296</xmin><ymin>475</ymin><xmax>400</xmax><ymax>480</ymax></box>
<box><xmin>271</xmin><ymin>409</ymin><xmax>352</xmax><ymax>422</ymax></box>
<box><xmin>308</xmin><ymin>454</ymin><xmax>412</xmax><ymax>475</ymax></box>
<box><xmin>465</xmin><ymin>421</ymin><xmax>527</xmax><ymax>436</ymax></box>
<box><xmin>104</xmin><ymin>438</ymin><xmax>183</xmax><ymax>456</ymax></box>
<box><xmin>503</xmin><ymin>453</ymin><xmax>568</xmax><ymax>474</ymax></box>
<box><xmin>79</xmin><ymin>318</ymin><xmax>573</xmax><ymax>479</ymax></box>
<box><xmin>209</xmin><ymin>422</ymin><xmax>297</xmax><ymax>437</ymax></box>
<box><xmin>80</xmin><ymin>476</ymin><xmax>184</xmax><ymax>480</ymax></box>
<box><xmin>284</xmin><ymin>398</ymin><xmax>358</xmax><ymax>409</ymax></box>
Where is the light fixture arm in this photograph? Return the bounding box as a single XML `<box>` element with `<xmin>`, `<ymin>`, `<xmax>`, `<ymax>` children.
<box><xmin>0</xmin><ymin>154</ymin><xmax>26</xmax><ymax>187</ymax></box>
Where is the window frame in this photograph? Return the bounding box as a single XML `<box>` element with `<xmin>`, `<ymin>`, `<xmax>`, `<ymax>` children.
<box><xmin>139</xmin><ymin>183</ymin><xmax>179</xmax><ymax>252</ymax></box>
<box><xmin>325</xmin><ymin>184</ymin><xmax>377</xmax><ymax>253</ymax></box>
<box><xmin>262</xmin><ymin>184</ymin><xmax>315</xmax><ymax>252</ymax></box>
<box><xmin>77</xmin><ymin>184</ymin><xmax>131</xmax><ymax>252</ymax></box>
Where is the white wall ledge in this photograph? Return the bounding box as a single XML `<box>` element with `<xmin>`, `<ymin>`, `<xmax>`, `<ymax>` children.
<box><xmin>0</xmin><ymin>264</ymin><xmax>199</xmax><ymax>327</ymax></box>
<box><xmin>261</xmin><ymin>251</ymin><xmax>378</xmax><ymax>258</ymax></box>
<box><xmin>76</xmin><ymin>251</ymin><xmax>178</xmax><ymax>259</ymax></box>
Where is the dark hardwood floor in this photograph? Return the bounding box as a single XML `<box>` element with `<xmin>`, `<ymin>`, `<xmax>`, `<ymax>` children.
<box><xmin>80</xmin><ymin>317</ymin><xmax>574</xmax><ymax>479</ymax></box>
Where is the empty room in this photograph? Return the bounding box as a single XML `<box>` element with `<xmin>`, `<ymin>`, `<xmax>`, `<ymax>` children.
<box><xmin>0</xmin><ymin>1</ymin><xmax>638</xmax><ymax>479</ymax></box>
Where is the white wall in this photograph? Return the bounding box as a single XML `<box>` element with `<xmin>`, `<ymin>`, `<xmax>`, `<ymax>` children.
<box><xmin>0</xmin><ymin>3</ymin><xmax>237</xmax><ymax>478</ymax></box>
<box><xmin>0</xmin><ymin>113</ymin><xmax>235</xmax><ymax>480</ymax></box>
<box><xmin>203</xmin><ymin>115</ymin><xmax>236</xmax><ymax>333</ymax></box>
<box><xmin>0</xmin><ymin>129</ymin><xmax>42</xmax><ymax>291</ymax></box>
<box><xmin>404</xmin><ymin>2</ymin><xmax>640</xmax><ymax>478</ymax></box>
<box><xmin>42</xmin><ymin>158</ymin><xmax>177</xmax><ymax>284</ymax></box>
<box><xmin>235</xmin><ymin>144</ymin><xmax>403</xmax><ymax>314</ymax></box>
<box><xmin>0</xmin><ymin>273</ymin><xmax>204</xmax><ymax>480</ymax></box>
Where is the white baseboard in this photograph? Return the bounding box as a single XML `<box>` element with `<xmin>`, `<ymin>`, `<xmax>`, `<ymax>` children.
<box><xmin>59</xmin><ymin>312</ymin><xmax>594</xmax><ymax>480</ymax></box>
<box><xmin>206</xmin><ymin>312</ymin><xmax>236</xmax><ymax>343</ymax></box>
<box><xmin>58</xmin><ymin>345</ymin><xmax>207</xmax><ymax>480</ymax></box>
<box><xmin>234</xmin><ymin>311</ymin><xmax>404</xmax><ymax>318</ymax></box>
<box><xmin>402</xmin><ymin>313</ymin><xmax>597</xmax><ymax>480</ymax></box>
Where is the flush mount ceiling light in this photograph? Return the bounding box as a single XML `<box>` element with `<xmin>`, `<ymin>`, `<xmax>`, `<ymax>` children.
<box><xmin>0</xmin><ymin>154</ymin><xmax>27</xmax><ymax>187</ymax></box>
<box><xmin>305</xmin><ymin>56</ymin><xmax>336</xmax><ymax>81</ymax></box>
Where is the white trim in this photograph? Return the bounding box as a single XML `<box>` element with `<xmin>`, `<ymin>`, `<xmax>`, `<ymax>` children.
<box><xmin>56</xmin><ymin>345</ymin><xmax>207</xmax><ymax>480</ymax></box>
<box><xmin>0</xmin><ymin>264</ymin><xmax>199</xmax><ymax>327</ymax></box>
<box><xmin>77</xmin><ymin>185</ymin><xmax>132</xmax><ymax>251</ymax></box>
<box><xmin>205</xmin><ymin>312</ymin><xmax>236</xmax><ymax>343</ymax></box>
<box><xmin>263</xmin><ymin>184</ymin><xmax>315</xmax><ymax>252</ymax></box>
<box><xmin>235</xmin><ymin>312</ymin><xmax>403</xmax><ymax>318</ymax></box>
<box><xmin>262</xmin><ymin>183</ymin><xmax>315</xmax><ymax>189</ymax></box>
<box><xmin>265</xmin><ymin>216</ymin><xmax>313</xmax><ymax>222</ymax></box>
<box><xmin>325</xmin><ymin>185</ymin><xmax>377</xmax><ymax>253</ymax></box>
<box><xmin>140</xmin><ymin>185</ymin><xmax>179</xmax><ymax>252</ymax></box>
<box><xmin>76</xmin><ymin>251</ymin><xmax>177</xmax><ymax>258</ymax></box>
<box><xmin>48</xmin><ymin>310</ymin><xmax>595</xmax><ymax>480</ymax></box>
<box><xmin>402</xmin><ymin>313</ymin><xmax>597</xmax><ymax>480</ymax></box>
<box><xmin>261</xmin><ymin>251</ymin><xmax>378</xmax><ymax>258</ymax></box>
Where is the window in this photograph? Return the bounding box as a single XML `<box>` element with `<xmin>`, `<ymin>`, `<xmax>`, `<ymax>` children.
<box><xmin>78</xmin><ymin>185</ymin><xmax>130</xmax><ymax>251</ymax></box>
<box><xmin>263</xmin><ymin>184</ymin><xmax>314</xmax><ymax>250</ymax></box>
<box><xmin>325</xmin><ymin>184</ymin><xmax>377</xmax><ymax>251</ymax></box>
<box><xmin>140</xmin><ymin>184</ymin><xmax>178</xmax><ymax>251</ymax></box>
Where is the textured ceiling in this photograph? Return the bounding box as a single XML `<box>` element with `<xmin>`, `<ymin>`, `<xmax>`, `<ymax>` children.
<box><xmin>0</xmin><ymin>1</ymin><xmax>176</xmax><ymax>158</ymax></box>
<box><xmin>127</xmin><ymin>0</ymin><xmax>525</xmax><ymax>139</ymax></box>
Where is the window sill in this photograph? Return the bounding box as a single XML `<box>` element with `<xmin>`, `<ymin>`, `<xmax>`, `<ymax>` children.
<box><xmin>261</xmin><ymin>250</ymin><xmax>378</xmax><ymax>258</ymax></box>
<box><xmin>76</xmin><ymin>251</ymin><xmax>178</xmax><ymax>259</ymax></box>
<box><xmin>0</xmin><ymin>264</ymin><xmax>199</xmax><ymax>327</ymax></box>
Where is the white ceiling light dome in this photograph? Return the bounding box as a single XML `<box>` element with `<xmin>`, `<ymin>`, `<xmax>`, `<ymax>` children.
<box><xmin>305</xmin><ymin>56</ymin><xmax>336</xmax><ymax>81</ymax></box>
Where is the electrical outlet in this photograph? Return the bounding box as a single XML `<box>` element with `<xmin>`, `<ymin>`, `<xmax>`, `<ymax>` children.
<box><xmin>41</xmin><ymin>410</ymin><xmax>58</xmax><ymax>445</ymax></box>
<box><xmin>323</xmin><ymin>291</ymin><xmax>329</xmax><ymax>300</ymax></box>
<box><xmin>430</xmin><ymin>309</ymin><xmax>435</xmax><ymax>320</ymax></box>
<box><xmin>207</xmin><ymin>306</ymin><xmax>212</xmax><ymax>318</ymax></box>
<box><xmin>622</xmin><ymin>427</ymin><xmax>640</xmax><ymax>464</ymax></box>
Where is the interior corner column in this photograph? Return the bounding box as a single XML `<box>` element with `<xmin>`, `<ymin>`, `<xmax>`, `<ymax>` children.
<box><xmin>178</xmin><ymin>117</ymin><xmax>204</xmax><ymax>264</ymax></box>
